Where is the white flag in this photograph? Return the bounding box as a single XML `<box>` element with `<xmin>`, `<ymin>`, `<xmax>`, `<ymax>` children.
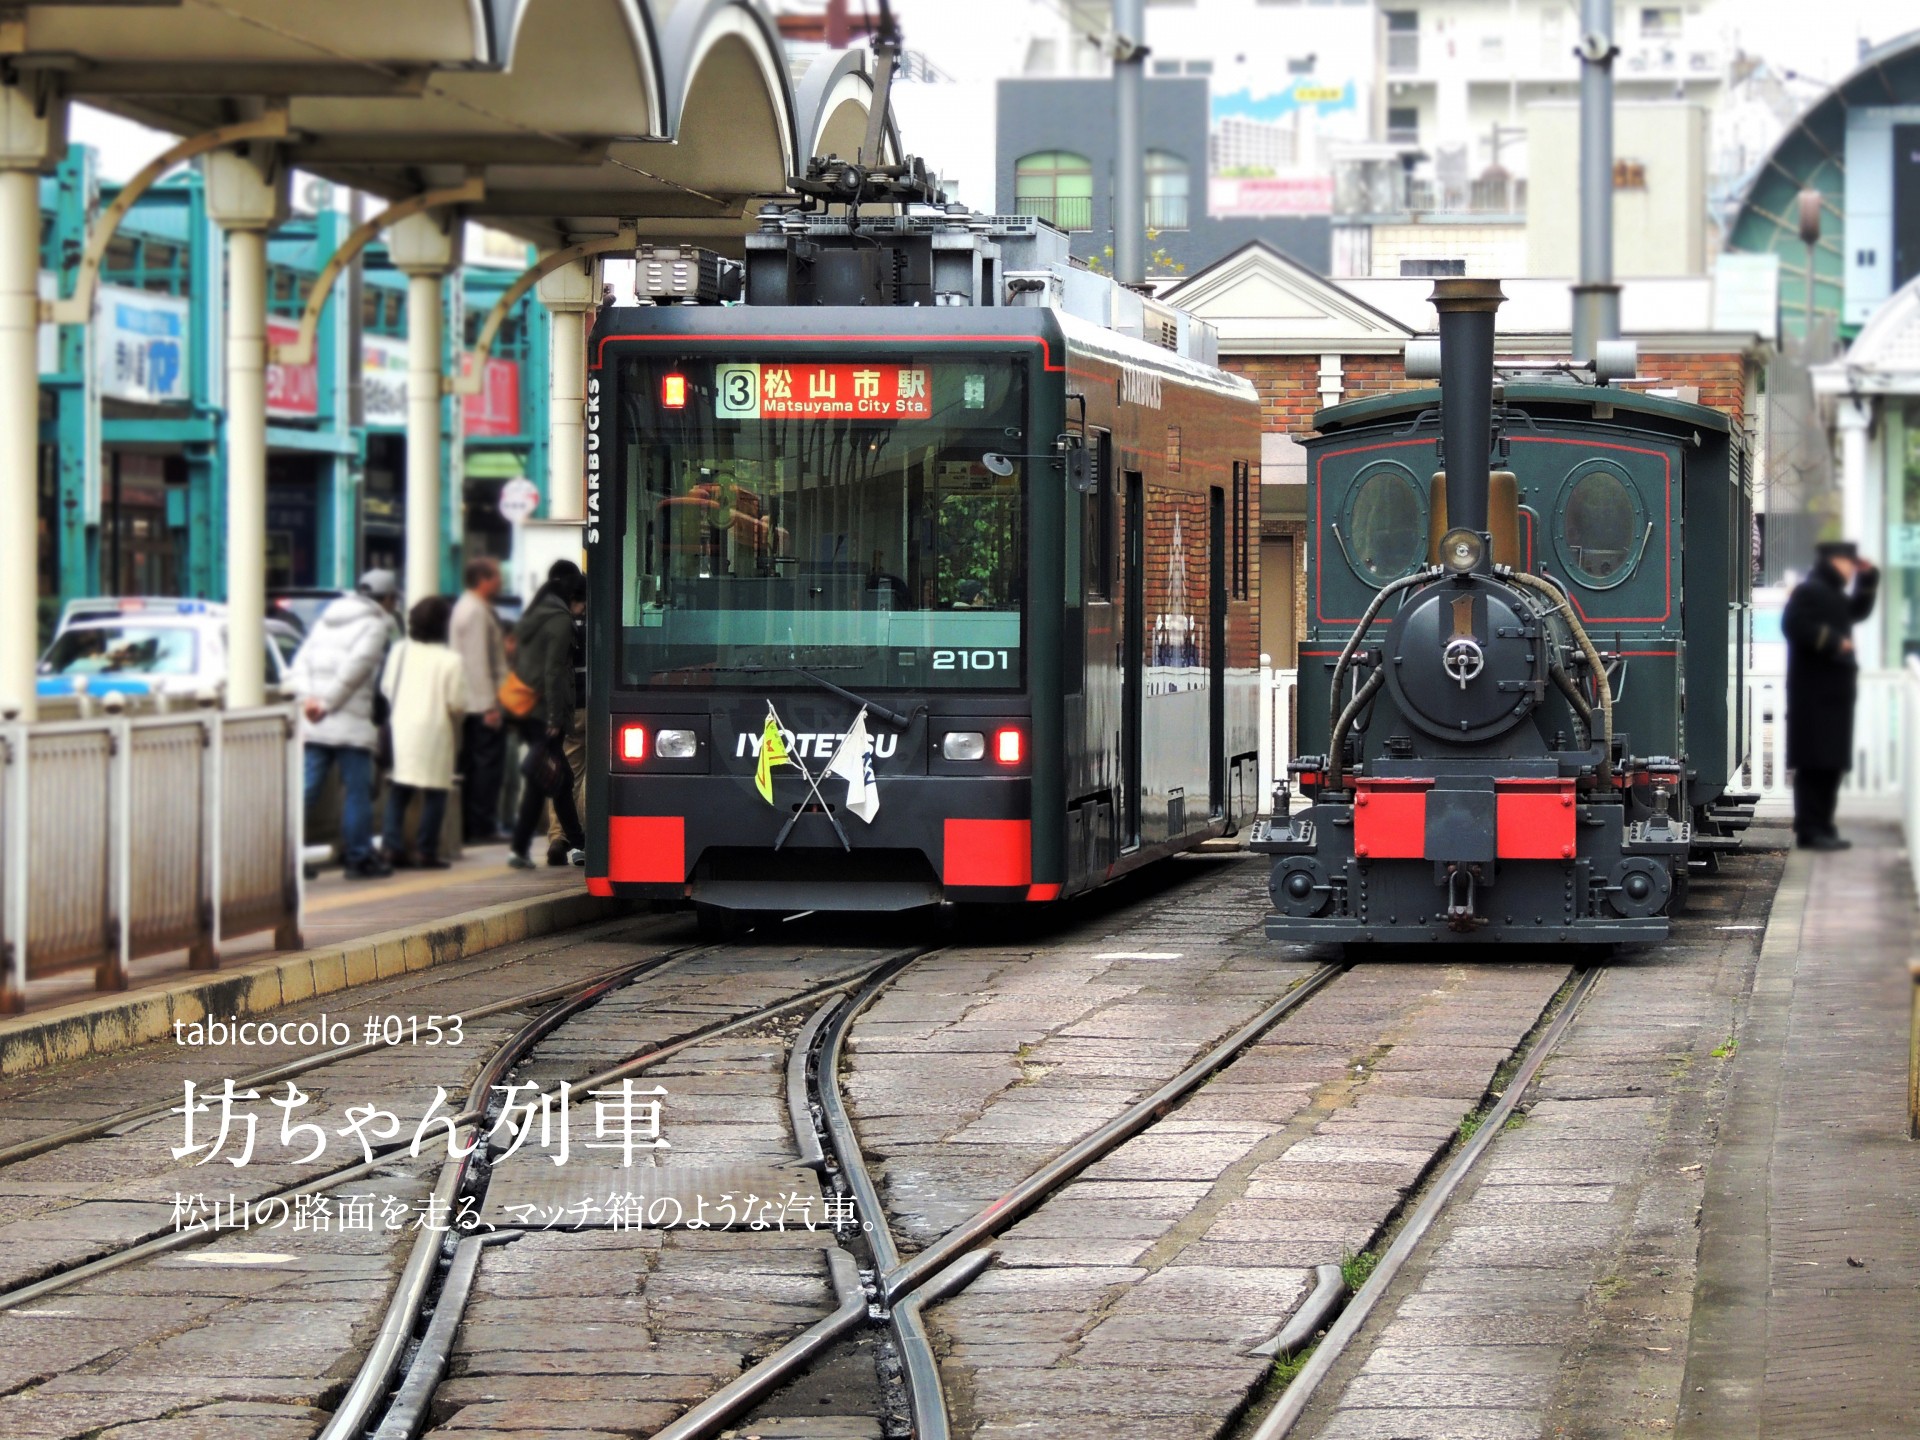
<box><xmin>824</xmin><ymin>709</ymin><xmax>881</xmax><ymax>823</ymax></box>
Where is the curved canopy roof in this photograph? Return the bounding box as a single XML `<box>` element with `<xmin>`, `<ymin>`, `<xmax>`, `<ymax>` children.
<box><xmin>1727</xmin><ymin>29</ymin><xmax>1920</xmax><ymax>339</ymax></box>
<box><xmin>13</xmin><ymin>0</ymin><xmax>891</xmax><ymax>248</ymax></box>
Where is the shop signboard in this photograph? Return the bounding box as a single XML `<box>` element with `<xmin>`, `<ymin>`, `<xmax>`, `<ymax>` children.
<box><xmin>266</xmin><ymin>317</ymin><xmax>320</xmax><ymax>419</ymax></box>
<box><xmin>1208</xmin><ymin>175</ymin><xmax>1335</xmax><ymax>216</ymax></box>
<box><xmin>363</xmin><ymin>334</ymin><xmax>408</xmax><ymax>428</ymax></box>
<box><xmin>463</xmin><ymin>356</ymin><xmax>522</xmax><ymax>437</ymax></box>
<box><xmin>98</xmin><ymin>284</ymin><xmax>189</xmax><ymax>405</ymax></box>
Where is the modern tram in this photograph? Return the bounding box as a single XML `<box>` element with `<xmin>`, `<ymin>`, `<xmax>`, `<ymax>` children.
<box><xmin>581</xmin><ymin>211</ymin><xmax>1263</xmax><ymax>919</ymax></box>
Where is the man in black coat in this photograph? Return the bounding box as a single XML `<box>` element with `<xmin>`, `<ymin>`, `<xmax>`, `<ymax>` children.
<box><xmin>1782</xmin><ymin>540</ymin><xmax>1879</xmax><ymax>850</ymax></box>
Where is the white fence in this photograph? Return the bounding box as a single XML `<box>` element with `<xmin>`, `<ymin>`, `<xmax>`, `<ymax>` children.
<box><xmin>1259</xmin><ymin>664</ymin><xmax>1912</xmax><ymax>826</ymax></box>
<box><xmin>1906</xmin><ymin>659</ymin><xmax>1920</xmax><ymax>902</ymax></box>
<box><xmin>1257</xmin><ymin>665</ymin><xmax>1298</xmax><ymax>808</ymax></box>
<box><xmin>0</xmin><ymin>705</ymin><xmax>303</xmax><ymax>1013</ymax></box>
<box><xmin>1734</xmin><ymin>668</ymin><xmax>1909</xmax><ymax>816</ymax></box>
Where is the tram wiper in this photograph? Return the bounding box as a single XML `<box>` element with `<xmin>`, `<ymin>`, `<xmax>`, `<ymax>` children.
<box><xmin>783</xmin><ymin>666</ymin><xmax>916</xmax><ymax>729</ymax></box>
<box><xmin>706</xmin><ymin>664</ymin><xmax>916</xmax><ymax>729</ymax></box>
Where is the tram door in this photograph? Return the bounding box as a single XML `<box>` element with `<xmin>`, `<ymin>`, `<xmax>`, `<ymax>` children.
<box><xmin>1209</xmin><ymin>487</ymin><xmax>1227</xmax><ymax>817</ymax></box>
<box><xmin>1122</xmin><ymin>470</ymin><xmax>1145</xmax><ymax>849</ymax></box>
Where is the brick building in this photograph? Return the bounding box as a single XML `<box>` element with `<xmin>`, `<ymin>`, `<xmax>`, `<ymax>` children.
<box><xmin>1165</xmin><ymin>243</ymin><xmax>1768</xmax><ymax>670</ymax></box>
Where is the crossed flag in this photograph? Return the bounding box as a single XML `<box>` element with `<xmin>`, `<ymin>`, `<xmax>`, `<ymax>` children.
<box><xmin>755</xmin><ymin>702</ymin><xmax>880</xmax><ymax>850</ymax></box>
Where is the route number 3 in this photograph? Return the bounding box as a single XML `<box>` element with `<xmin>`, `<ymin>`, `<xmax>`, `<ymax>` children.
<box><xmin>715</xmin><ymin>363</ymin><xmax>761</xmax><ymax>419</ymax></box>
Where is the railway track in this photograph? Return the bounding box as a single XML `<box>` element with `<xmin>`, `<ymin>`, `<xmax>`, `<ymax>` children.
<box><xmin>629</xmin><ymin>956</ymin><xmax>1351</xmax><ymax>1440</ymax></box>
<box><xmin>0</xmin><ymin>937</ymin><xmax>706</xmax><ymax>1309</ymax></box>
<box><xmin>2</xmin><ymin>858</ymin><xmax>1643</xmax><ymax>1440</ymax></box>
<box><xmin>1239</xmin><ymin>965</ymin><xmax>1603</xmax><ymax>1440</ymax></box>
<box><xmin>327</xmin><ymin>944</ymin><xmax>927</xmax><ymax>1440</ymax></box>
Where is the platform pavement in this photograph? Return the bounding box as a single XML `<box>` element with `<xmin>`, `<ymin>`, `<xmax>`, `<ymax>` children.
<box><xmin>0</xmin><ymin>843</ymin><xmax>627</xmax><ymax>1078</ymax></box>
<box><xmin>1682</xmin><ymin>820</ymin><xmax>1920</xmax><ymax>1437</ymax></box>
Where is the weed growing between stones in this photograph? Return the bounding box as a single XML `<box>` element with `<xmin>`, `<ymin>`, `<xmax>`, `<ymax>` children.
<box><xmin>1340</xmin><ymin>1249</ymin><xmax>1378</xmax><ymax>1290</ymax></box>
<box><xmin>1269</xmin><ymin>1343</ymin><xmax>1316</xmax><ymax>1386</ymax></box>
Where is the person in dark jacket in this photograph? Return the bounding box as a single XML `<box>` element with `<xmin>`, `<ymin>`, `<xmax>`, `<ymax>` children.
<box><xmin>506</xmin><ymin>563</ymin><xmax>587</xmax><ymax>869</ymax></box>
<box><xmin>1782</xmin><ymin>539</ymin><xmax>1879</xmax><ymax>850</ymax></box>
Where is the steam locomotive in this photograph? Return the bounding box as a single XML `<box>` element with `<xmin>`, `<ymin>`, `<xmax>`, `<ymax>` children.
<box><xmin>1253</xmin><ymin>278</ymin><xmax>1755</xmax><ymax>945</ymax></box>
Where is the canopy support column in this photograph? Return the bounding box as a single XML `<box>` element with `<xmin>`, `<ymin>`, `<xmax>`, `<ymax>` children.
<box><xmin>203</xmin><ymin>147</ymin><xmax>288</xmax><ymax>710</ymax></box>
<box><xmin>0</xmin><ymin>83</ymin><xmax>64</xmax><ymax>723</ymax></box>
<box><xmin>387</xmin><ymin>212</ymin><xmax>464</xmax><ymax>605</ymax></box>
<box><xmin>538</xmin><ymin>256</ymin><xmax>602</xmax><ymax>525</ymax></box>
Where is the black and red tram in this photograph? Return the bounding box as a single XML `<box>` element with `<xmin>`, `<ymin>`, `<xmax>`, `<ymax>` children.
<box><xmin>581</xmin><ymin>213</ymin><xmax>1262</xmax><ymax>918</ymax></box>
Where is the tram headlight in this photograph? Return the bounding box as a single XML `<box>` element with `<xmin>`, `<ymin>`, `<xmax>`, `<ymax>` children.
<box><xmin>942</xmin><ymin>731</ymin><xmax>986</xmax><ymax>761</ymax></box>
<box><xmin>1439</xmin><ymin>526</ymin><xmax>1484</xmax><ymax>575</ymax></box>
<box><xmin>655</xmin><ymin>729</ymin><xmax>698</xmax><ymax>760</ymax></box>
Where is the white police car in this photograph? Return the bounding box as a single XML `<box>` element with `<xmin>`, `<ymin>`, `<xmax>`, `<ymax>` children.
<box><xmin>38</xmin><ymin>598</ymin><xmax>301</xmax><ymax>701</ymax></box>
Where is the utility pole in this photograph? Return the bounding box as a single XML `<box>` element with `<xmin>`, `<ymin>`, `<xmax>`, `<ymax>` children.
<box><xmin>1112</xmin><ymin>0</ymin><xmax>1146</xmax><ymax>285</ymax></box>
<box><xmin>1571</xmin><ymin>0</ymin><xmax>1619</xmax><ymax>363</ymax></box>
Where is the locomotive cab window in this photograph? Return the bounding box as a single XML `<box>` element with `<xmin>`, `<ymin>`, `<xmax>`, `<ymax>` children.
<box><xmin>1556</xmin><ymin>462</ymin><xmax>1645</xmax><ymax>586</ymax></box>
<box><xmin>1343</xmin><ymin>463</ymin><xmax>1427</xmax><ymax>586</ymax></box>
<box><xmin>617</xmin><ymin>356</ymin><xmax>1027</xmax><ymax>691</ymax></box>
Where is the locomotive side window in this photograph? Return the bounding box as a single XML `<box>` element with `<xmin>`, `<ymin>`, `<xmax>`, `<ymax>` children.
<box><xmin>1344</xmin><ymin>464</ymin><xmax>1426</xmax><ymax>586</ymax></box>
<box><xmin>1558</xmin><ymin>463</ymin><xmax>1643</xmax><ymax>585</ymax></box>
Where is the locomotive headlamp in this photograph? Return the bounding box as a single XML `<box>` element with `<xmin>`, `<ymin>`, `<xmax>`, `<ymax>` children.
<box><xmin>1439</xmin><ymin>527</ymin><xmax>1484</xmax><ymax>575</ymax></box>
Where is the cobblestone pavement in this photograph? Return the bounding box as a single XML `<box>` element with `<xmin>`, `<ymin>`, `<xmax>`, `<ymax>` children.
<box><xmin>1277</xmin><ymin>840</ymin><xmax>1787</xmax><ymax>1440</ymax></box>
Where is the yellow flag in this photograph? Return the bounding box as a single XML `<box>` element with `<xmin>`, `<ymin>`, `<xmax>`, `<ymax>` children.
<box><xmin>754</xmin><ymin>708</ymin><xmax>790</xmax><ymax>804</ymax></box>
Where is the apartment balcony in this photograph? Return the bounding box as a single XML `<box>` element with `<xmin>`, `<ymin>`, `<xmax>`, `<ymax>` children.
<box><xmin>1146</xmin><ymin>195</ymin><xmax>1189</xmax><ymax>232</ymax></box>
<box><xmin>1333</xmin><ymin>154</ymin><xmax>1525</xmax><ymax>222</ymax></box>
<box><xmin>1016</xmin><ymin>194</ymin><xmax>1093</xmax><ymax>232</ymax></box>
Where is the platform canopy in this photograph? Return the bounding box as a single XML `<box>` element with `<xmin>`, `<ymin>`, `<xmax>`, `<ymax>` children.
<box><xmin>10</xmin><ymin>0</ymin><xmax>895</xmax><ymax>245</ymax></box>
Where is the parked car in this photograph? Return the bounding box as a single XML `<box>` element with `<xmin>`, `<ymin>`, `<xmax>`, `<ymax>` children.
<box><xmin>269</xmin><ymin>587</ymin><xmax>349</xmax><ymax>637</ymax></box>
<box><xmin>39</xmin><ymin>598</ymin><xmax>301</xmax><ymax>701</ymax></box>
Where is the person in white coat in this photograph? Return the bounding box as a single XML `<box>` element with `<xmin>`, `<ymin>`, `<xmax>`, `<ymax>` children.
<box><xmin>379</xmin><ymin>595</ymin><xmax>468</xmax><ymax>868</ymax></box>
<box><xmin>289</xmin><ymin>570</ymin><xmax>398</xmax><ymax>878</ymax></box>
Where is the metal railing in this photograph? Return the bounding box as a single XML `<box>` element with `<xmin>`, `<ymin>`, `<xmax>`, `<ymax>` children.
<box><xmin>1014</xmin><ymin>194</ymin><xmax>1092</xmax><ymax>232</ymax></box>
<box><xmin>1</xmin><ymin>704</ymin><xmax>303</xmax><ymax>1012</ymax></box>
<box><xmin>1145</xmin><ymin>195</ymin><xmax>1189</xmax><ymax>231</ymax></box>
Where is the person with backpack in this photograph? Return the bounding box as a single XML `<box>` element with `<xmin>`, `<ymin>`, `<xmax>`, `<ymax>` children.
<box><xmin>502</xmin><ymin>562</ymin><xmax>587</xmax><ymax>869</ymax></box>
<box><xmin>379</xmin><ymin>595</ymin><xmax>467</xmax><ymax>868</ymax></box>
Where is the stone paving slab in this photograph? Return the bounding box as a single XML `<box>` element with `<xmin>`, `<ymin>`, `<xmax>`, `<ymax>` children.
<box><xmin>1681</xmin><ymin>826</ymin><xmax>1920</xmax><ymax>1439</ymax></box>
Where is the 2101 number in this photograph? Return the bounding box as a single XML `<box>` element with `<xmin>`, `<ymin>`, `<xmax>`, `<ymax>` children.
<box><xmin>932</xmin><ymin>649</ymin><xmax>1013</xmax><ymax>671</ymax></box>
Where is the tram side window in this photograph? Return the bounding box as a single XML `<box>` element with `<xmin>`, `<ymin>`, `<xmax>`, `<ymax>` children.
<box><xmin>1086</xmin><ymin>428</ymin><xmax>1114</xmax><ymax>599</ymax></box>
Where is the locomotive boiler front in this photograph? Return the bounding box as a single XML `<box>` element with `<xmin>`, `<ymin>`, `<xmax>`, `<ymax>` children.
<box><xmin>1380</xmin><ymin>573</ymin><xmax>1561</xmax><ymax>746</ymax></box>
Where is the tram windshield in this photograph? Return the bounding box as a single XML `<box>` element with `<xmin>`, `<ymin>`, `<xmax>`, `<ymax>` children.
<box><xmin>617</xmin><ymin>356</ymin><xmax>1027</xmax><ymax>691</ymax></box>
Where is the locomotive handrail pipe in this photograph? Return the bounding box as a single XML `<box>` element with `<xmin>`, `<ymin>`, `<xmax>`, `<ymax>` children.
<box><xmin>1507</xmin><ymin>567</ymin><xmax>1615</xmax><ymax>781</ymax></box>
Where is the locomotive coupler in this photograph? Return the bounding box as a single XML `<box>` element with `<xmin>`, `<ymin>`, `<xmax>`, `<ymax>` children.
<box><xmin>1444</xmin><ymin>865</ymin><xmax>1489</xmax><ymax>932</ymax></box>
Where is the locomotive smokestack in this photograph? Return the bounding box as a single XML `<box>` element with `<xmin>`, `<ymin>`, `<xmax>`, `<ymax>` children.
<box><xmin>1432</xmin><ymin>277</ymin><xmax>1506</xmax><ymax>548</ymax></box>
<box><xmin>1572</xmin><ymin>0</ymin><xmax>1619</xmax><ymax>362</ymax></box>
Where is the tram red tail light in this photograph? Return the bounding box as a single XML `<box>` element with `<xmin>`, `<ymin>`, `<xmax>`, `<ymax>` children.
<box><xmin>994</xmin><ymin>728</ymin><xmax>1024</xmax><ymax>766</ymax></box>
<box><xmin>661</xmin><ymin>374</ymin><xmax>688</xmax><ymax>409</ymax></box>
<box><xmin>619</xmin><ymin>724</ymin><xmax>648</xmax><ymax>763</ymax></box>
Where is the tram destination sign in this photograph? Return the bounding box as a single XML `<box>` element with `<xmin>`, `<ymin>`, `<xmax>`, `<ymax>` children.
<box><xmin>714</xmin><ymin>362</ymin><xmax>932</xmax><ymax>421</ymax></box>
